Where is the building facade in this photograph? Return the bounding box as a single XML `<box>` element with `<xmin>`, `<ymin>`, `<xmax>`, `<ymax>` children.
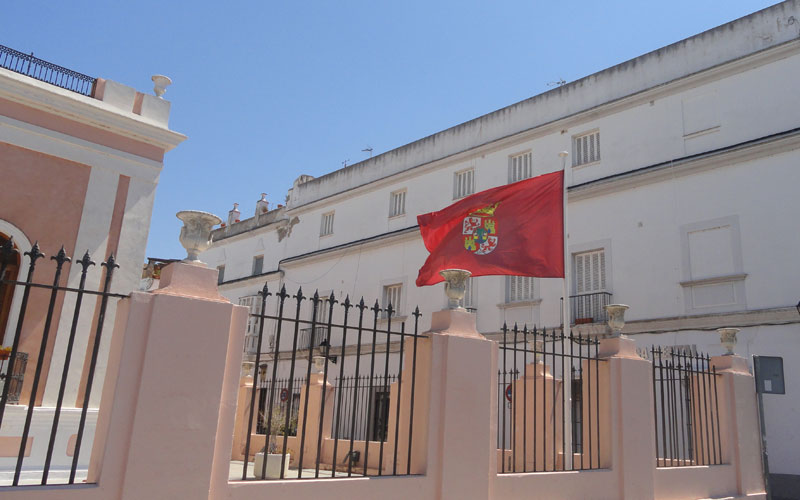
<box><xmin>201</xmin><ymin>2</ymin><xmax>800</xmax><ymax>493</ymax></box>
<box><xmin>0</xmin><ymin>46</ymin><xmax>184</xmax><ymax>473</ymax></box>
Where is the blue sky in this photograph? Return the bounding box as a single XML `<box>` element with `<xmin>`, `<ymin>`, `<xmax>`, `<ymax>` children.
<box><xmin>3</xmin><ymin>1</ymin><xmax>780</xmax><ymax>259</ymax></box>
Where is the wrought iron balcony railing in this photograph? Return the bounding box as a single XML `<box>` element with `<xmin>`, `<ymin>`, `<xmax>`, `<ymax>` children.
<box><xmin>0</xmin><ymin>45</ymin><xmax>96</xmax><ymax>96</ymax></box>
<box><xmin>560</xmin><ymin>292</ymin><xmax>613</xmax><ymax>325</ymax></box>
<box><xmin>298</xmin><ymin>326</ymin><xmax>328</xmax><ymax>351</ymax></box>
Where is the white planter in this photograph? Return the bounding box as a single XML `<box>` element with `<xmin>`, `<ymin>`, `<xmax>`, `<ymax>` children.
<box><xmin>176</xmin><ymin>210</ymin><xmax>221</xmax><ymax>263</ymax></box>
<box><xmin>254</xmin><ymin>452</ymin><xmax>290</xmax><ymax>479</ymax></box>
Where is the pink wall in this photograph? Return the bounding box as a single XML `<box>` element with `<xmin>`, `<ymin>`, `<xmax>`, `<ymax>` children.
<box><xmin>0</xmin><ymin>141</ymin><xmax>89</xmax><ymax>404</ymax></box>
<box><xmin>0</xmin><ymin>266</ymin><xmax>765</xmax><ymax>500</ymax></box>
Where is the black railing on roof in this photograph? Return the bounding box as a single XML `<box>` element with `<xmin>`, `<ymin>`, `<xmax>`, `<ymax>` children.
<box><xmin>0</xmin><ymin>45</ymin><xmax>96</xmax><ymax>96</ymax></box>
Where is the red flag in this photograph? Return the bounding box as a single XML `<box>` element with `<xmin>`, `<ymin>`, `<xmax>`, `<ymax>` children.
<box><xmin>416</xmin><ymin>170</ymin><xmax>564</xmax><ymax>286</ymax></box>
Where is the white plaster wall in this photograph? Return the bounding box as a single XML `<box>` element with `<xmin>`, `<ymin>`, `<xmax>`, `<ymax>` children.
<box><xmin>634</xmin><ymin>324</ymin><xmax>800</xmax><ymax>476</ymax></box>
<box><xmin>287</xmin><ymin>2</ymin><xmax>800</xmax><ymax>208</ymax></box>
<box><xmin>202</xmin><ymin>18</ymin><xmax>800</xmax><ymax>477</ymax></box>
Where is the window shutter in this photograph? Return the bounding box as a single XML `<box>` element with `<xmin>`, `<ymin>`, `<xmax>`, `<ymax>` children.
<box><xmin>573</xmin><ymin>249</ymin><xmax>606</xmax><ymax>294</ymax></box>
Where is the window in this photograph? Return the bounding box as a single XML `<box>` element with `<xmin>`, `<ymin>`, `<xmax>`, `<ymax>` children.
<box><xmin>252</xmin><ymin>255</ymin><xmax>263</xmax><ymax>276</ymax></box>
<box><xmin>320</xmin><ymin>211</ymin><xmax>335</xmax><ymax>236</ymax></box>
<box><xmin>238</xmin><ymin>295</ymin><xmax>262</xmax><ymax>354</ymax></box>
<box><xmin>573</xmin><ymin>249</ymin><xmax>606</xmax><ymax>295</ymax></box>
<box><xmin>506</xmin><ymin>276</ymin><xmax>535</xmax><ymax>303</ymax></box>
<box><xmin>572</xmin><ymin>131</ymin><xmax>600</xmax><ymax>167</ymax></box>
<box><xmin>453</xmin><ymin>169</ymin><xmax>474</xmax><ymax>199</ymax></box>
<box><xmin>382</xmin><ymin>283</ymin><xmax>402</xmax><ymax>317</ymax></box>
<box><xmin>314</xmin><ymin>296</ymin><xmax>330</xmax><ymax>324</ymax></box>
<box><xmin>572</xmin><ymin>249</ymin><xmax>607</xmax><ymax>323</ymax></box>
<box><xmin>216</xmin><ymin>265</ymin><xmax>225</xmax><ymax>285</ymax></box>
<box><xmin>508</xmin><ymin>151</ymin><xmax>533</xmax><ymax>183</ymax></box>
<box><xmin>389</xmin><ymin>190</ymin><xmax>406</xmax><ymax>218</ymax></box>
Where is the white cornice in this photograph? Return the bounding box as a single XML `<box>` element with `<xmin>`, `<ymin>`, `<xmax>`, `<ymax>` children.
<box><xmin>280</xmin><ymin>226</ymin><xmax>421</xmax><ymax>268</ymax></box>
<box><xmin>482</xmin><ymin>306</ymin><xmax>800</xmax><ymax>340</ymax></box>
<box><xmin>287</xmin><ymin>38</ymin><xmax>800</xmax><ymax>213</ymax></box>
<box><xmin>0</xmin><ymin>68</ymin><xmax>186</xmax><ymax>152</ymax></box>
<box><xmin>570</xmin><ymin>129</ymin><xmax>800</xmax><ymax>202</ymax></box>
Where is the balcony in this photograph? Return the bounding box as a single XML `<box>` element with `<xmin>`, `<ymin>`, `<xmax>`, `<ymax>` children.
<box><xmin>561</xmin><ymin>292</ymin><xmax>612</xmax><ymax>325</ymax></box>
<box><xmin>0</xmin><ymin>44</ymin><xmax>96</xmax><ymax>96</ymax></box>
<box><xmin>298</xmin><ymin>326</ymin><xmax>328</xmax><ymax>351</ymax></box>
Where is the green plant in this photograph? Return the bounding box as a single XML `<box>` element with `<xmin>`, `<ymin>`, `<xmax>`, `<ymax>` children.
<box><xmin>260</xmin><ymin>407</ymin><xmax>296</xmax><ymax>453</ymax></box>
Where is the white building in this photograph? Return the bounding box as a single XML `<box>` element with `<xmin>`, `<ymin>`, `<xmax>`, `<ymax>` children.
<box><xmin>200</xmin><ymin>2</ymin><xmax>800</xmax><ymax>494</ymax></box>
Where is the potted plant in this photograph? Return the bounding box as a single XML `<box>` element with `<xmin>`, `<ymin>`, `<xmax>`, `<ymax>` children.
<box><xmin>254</xmin><ymin>407</ymin><xmax>292</xmax><ymax>479</ymax></box>
<box><xmin>0</xmin><ymin>346</ymin><xmax>11</xmax><ymax>361</ymax></box>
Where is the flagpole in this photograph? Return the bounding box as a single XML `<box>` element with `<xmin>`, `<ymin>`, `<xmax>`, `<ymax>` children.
<box><xmin>558</xmin><ymin>150</ymin><xmax>572</xmax><ymax>469</ymax></box>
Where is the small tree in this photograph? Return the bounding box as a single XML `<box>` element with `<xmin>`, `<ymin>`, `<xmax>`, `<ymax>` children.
<box><xmin>261</xmin><ymin>406</ymin><xmax>288</xmax><ymax>454</ymax></box>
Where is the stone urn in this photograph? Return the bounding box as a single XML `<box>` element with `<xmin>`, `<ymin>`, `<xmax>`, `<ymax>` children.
<box><xmin>439</xmin><ymin>269</ymin><xmax>471</xmax><ymax>309</ymax></box>
<box><xmin>528</xmin><ymin>339</ymin><xmax>544</xmax><ymax>364</ymax></box>
<box><xmin>312</xmin><ymin>356</ymin><xmax>325</xmax><ymax>374</ymax></box>
<box><xmin>604</xmin><ymin>304</ymin><xmax>630</xmax><ymax>338</ymax></box>
<box><xmin>176</xmin><ymin>210</ymin><xmax>222</xmax><ymax>263</ymax></box>
<box><xmin>717</xmin><ymin>328</ymin><xmax>740</xmax><ymax>355</ymax></box>
<box><xmin>151</xmin><ymin>74</ymin><xmax>172</xmax><ymax>98</ymax></box>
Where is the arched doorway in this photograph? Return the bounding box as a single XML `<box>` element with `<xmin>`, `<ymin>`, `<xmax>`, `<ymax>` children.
<box><xmin>0</xmin><ymin>232</ymin><xmax>20</xmax><ymax>344</ymax></box>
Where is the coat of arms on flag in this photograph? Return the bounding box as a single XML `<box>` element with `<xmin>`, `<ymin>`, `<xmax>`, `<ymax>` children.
<box><xmin>415</xmin><ymin>170</ymin><xmax>564</xmax><ymax>287</ymax></box>
<box><xmin>463</xmin><ymin>203</ymin><xmax>499</xmax><ymax>255</ymax></box>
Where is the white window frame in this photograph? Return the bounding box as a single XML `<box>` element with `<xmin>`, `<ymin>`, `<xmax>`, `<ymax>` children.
<box><xmin>679</xmin><ymin>216</ymin><xmax>746</xmax><ymax>314</ymax></box>
<box><xmin>238</xmin><ymin>295</ymin><xmax>262</xmax><ymax>354</ymax></box>
<box><xmin>505</xmin><ymin>276</ymin><xmax>537</xmax><ymax>303</ymax></box>
<box><xmin>572</xmin><ymin>249</ymin><xmax>607</xmax><ymax>296</ymax></box>
<box><xmin>216</xmin><ymin>265</ymin><xmax>225</xmax><ymax>285</ymax></box>
<box><xmin>453</xmin><ymin>168</ymin><xmax>475</xmax><ymax>200</ymax></box>
<box><xmin>382</xmin><ymin>283</ymin><xmax>403</xmax><ymax>318</ymax></box>
<box><xmin>389</xmin><ymin>189</ymin><xmax>406</xmax><ymax>218</ymax></box>
<box><xmin>252</xmin><ymin>255</ymin><xmax>264</xmax><ymax>276</ymax></box>
<box><xmin>572</xmin><ymin>130</ymin><xmax>601</xmax><ymax>167</ymax></box>
<box><xmin>508</xmin><ymin>151</ymin><xmax>533</xmax><ymax>183</ymax></box>
<box><xmin>569</xmin><ymin>239</ymin><xmax>613</xmax><ymax>295</ymax></box>
<box><xmin>320</xmin><ymin>211</ymin><xmax>335</xmax><ymax>237</ymax></box>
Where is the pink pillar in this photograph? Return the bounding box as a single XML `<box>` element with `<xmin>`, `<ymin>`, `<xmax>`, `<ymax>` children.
<box><xmin>294</xmin><ymin>369</ymin><xmax>335</xmax><ymax>471</ymax></box>
<box><xmin>424</xmin><ymin>309</ymin><xmax>497</xmax><ymax>500</ymax></box>
<box><xmin>710</xmin><ymin>355</ymin><xmax>766</xmax><ymax>497</ymax></box>
<box><xmin>599</xmin><ymin>336</ymin><xmax>656</xmax><ymax>500</ymax></box>
<box><xmin>509</xmin><ymin>362</ymin><xmax>563</xmax><ymax>472</ymax></box>
<box><xmin>87</xmin><ymin>262</ymin><xmax>247</xmax><ymax>500</ymax></box>
<box><xmin>231</xmin><ymin>372</ymin><xmax>254</xmax><ymax>461</ymax></box>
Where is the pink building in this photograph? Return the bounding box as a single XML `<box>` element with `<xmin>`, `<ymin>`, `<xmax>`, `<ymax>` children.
<box><xmin>0</xmin><ymin>45</ymin><xmax>184</xmax><ymax>471</ymax></box>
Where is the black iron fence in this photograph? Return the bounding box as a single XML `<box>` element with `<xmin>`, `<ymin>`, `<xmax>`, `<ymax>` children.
<box><xmin>332</xmin><ymin>374</ymin><xmax>397</xmax><ymax>442</ymax></box>
<box><xmin>0</xmin><ymin>45</ymin><xmax>96</xmax><ymax>96</ymax></box>
<box><xmin>256</xmin><ymin>377</ymin><xmax>303</xmax><ymax>435</ymax></box>
<box><xmin>649</xmin><ymin>347</ymin><xmax>722</xmax><ymax>467</ymax></box>
<box><xmin>241</xmin><ymin>284</ymin><xmax>424</xmax><ymax>480</ymax></box>
<box><xmin>497</xmin><ymin>324</ymin><xmax>604</xmax><ymax>473</ymax></box>
<box><xmin>0</xmin><ymin>239</ymin><xmax>125</xmax><ymax>486</ymax></box>
<box><xmin>561</xmin><ymin>292</ymin><xmax>612</xmax><ymax>325</ymax></box>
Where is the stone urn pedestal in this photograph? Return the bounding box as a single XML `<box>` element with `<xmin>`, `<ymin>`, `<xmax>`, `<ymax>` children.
<box><xmin>254</xmin><ymin>451</ymin><xmax>291</xmax><ymax>479</ymax></box>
